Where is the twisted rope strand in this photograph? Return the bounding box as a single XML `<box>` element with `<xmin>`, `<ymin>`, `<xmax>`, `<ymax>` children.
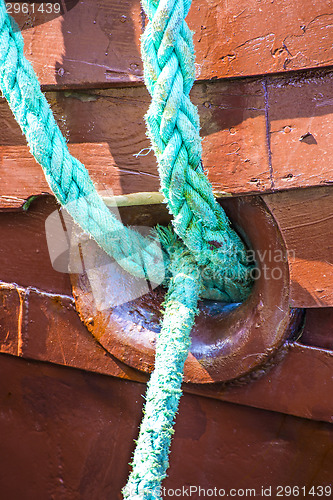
<box><xmin>141</xmin><ymin>0</ymin><xmax>253</xmax><ymax>301</ymax></box>
<box><xmin>123</xmin><ymin>239</ymin><xmax>201</xmax><ymax>499</ymax></box>
<box><xmin>0</xmin><ymin>0</ymin><xmax>252</xmax><ymax>301</ymax></box>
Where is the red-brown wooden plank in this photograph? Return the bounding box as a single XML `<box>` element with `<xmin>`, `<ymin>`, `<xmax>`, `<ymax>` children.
<box><xmin>2</xmin><ymin>70</ymin><xmax>333</xmax><ymax>209</ymax></box>
<box><xmin>0</xmin><ymin>80</ymin><xmax>270</xmax><ymax>208</ymax></box>
<box><xmin>268</xmin><ymin>71</ymin><xmax>333</xmax><ymax>190</ymax></box>
<box><xmin>191</xmin><ymin>0</ymin><xmax>333</xmax><ymax>80</ymax></box>
<box><xmin>0</xmin><ymin>353</ymin><xmax>332</xmax><ymax>498</ymax></box>
<box><xmin>1</xmin><ymin>188</ymin><xmax>332</xmax><ymax>310</ymax></box>
<box><xmin>12</xmin><ymin>0</ymin><xmax>333</xmax><ymax>87</ymax></box>
<box><xmin>0</xmin><ymin>196</ymin><xmax>72</xmax><ymax>295</ymax></box>
<box><xmin>262</xmin><ymin>186</ymin><xmax>333</xmax><ymax>308</ymax></box>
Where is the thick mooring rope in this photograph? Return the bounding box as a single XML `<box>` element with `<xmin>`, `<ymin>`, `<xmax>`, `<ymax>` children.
<box><xmin>0</xmin><ymin>1</ymin><xmax>252</xmax><ymax>303</ymax></box>
<box><xmin>0</xmin><ymin>1</ymin><xmax>253</xmax><ymax>498</ymax></box>
<box><xmin>140</xmin><ymin>0</ymin><xmax>252</xmax><ymax>303</ymax></box>
<box><xmin>123</xmin><ymin>234</ymin><xmax>202</xmax><ymax>499</ymax></box>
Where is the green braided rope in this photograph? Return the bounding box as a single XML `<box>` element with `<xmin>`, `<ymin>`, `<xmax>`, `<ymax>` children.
<box><xmin>123</xmin><ymin>231</ymin><xmax>202</xmax><ymax>499</ymax></box>
<box><xmin>141</xmin><ymin>0</ymin><xmax>252</xmax><ymax>302</ymax></box>
<box><xmin>0</xmin><ymin>1</ymin><xmax>254</xmax><ymax>498</ymax></box>
<box><xmin>0</xmin><ymin>0</ymin><xmax>252</xmax><ymax>303</ymax></box>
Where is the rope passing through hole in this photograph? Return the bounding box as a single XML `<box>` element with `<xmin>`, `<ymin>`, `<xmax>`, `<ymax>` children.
<box><xmin>0</xmin><ymin>1</ymin><xmax>254</xmax><ymax>498</ymax></box>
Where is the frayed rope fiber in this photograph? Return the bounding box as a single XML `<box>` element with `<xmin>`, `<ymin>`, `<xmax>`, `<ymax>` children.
<box><xmin>0</xmin><ymin>0</ymin><xmax>254</xmax><ymax>498</ymax></box>
<box><xmin>123</xmin><ymin>234</ymin><xmax>202</xmax><ymax>499</ymax></box>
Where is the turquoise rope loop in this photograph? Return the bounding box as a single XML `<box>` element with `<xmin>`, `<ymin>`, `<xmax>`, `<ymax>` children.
<box><xmin>0</xmin><ymin>0</ymin><xmax>253</xmax><ymax>303</ymax></box>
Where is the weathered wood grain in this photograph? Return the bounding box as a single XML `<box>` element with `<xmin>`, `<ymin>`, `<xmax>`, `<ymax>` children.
<box><xmin>0</xmin><ymin>80</ymin><xmax>270</xmax><ymax>208</ymax></box>
<box><xmin>192</xmin><ymin>0</ymin><xmax>333</xmax><ymax>80</ymax></box>
<box><xmin>262</xmin><ymin>186</ymin><xmax>333</xmax><ymax>308</ymax></box>
<box><xmin>1</xmin><ymin>71</ymin><xmax>333</xmax><ymax>209</ymax></box>
<box><xmin>268</xmin><ymin>71</ymin><xmax>333</xmax><ymax>190</ymax></box>
<box><xmin>13</xmin><ymin>0</ymin><xmax>333</xmax><ymax>87</ymax></box>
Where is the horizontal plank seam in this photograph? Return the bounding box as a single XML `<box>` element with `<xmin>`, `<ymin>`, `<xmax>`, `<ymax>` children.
<box><xmin>0</xmin><ymin>280</ymin><xmax>74</xmax><ymax>303</ymax></box>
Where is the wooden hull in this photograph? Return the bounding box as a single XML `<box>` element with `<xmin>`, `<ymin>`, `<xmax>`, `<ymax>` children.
<box><xmin>0</xmin><ymin>1</ymin><xmax>332</xmax><ymax>497</ymax></box>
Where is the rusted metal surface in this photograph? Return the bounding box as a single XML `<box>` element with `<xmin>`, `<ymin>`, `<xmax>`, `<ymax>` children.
<box><xmin>0</xmin><ymin>353</ymin><xmax>332</xmax><ymax>499</ymax></box>
<box><xmin>0</xmin><ymin>287</ymin><xmax>21</xmax><ymax>356</ymax></box>
<box><xmin>11</xmin><ymin>0</ymin><xmax>333</xmax><ymax>87</ymax></box>
<box><xmin>0</xmin><ymin>281</ymin><xmax>146</xmax><ymax>381</ymax></box>
<box><xmin>263</xmin><ymin>186</ymin><xmax>333</xmax><ymax>308</ymax></box>
<box><xmin>2</xmin><ymin>70</ymin><xmax>333</xmax><ymax>209</ymax></box>
<box><xmin>70</xmin><ymin>196</ymin><xmax>301</xmax><ymax>383</ymax></box>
